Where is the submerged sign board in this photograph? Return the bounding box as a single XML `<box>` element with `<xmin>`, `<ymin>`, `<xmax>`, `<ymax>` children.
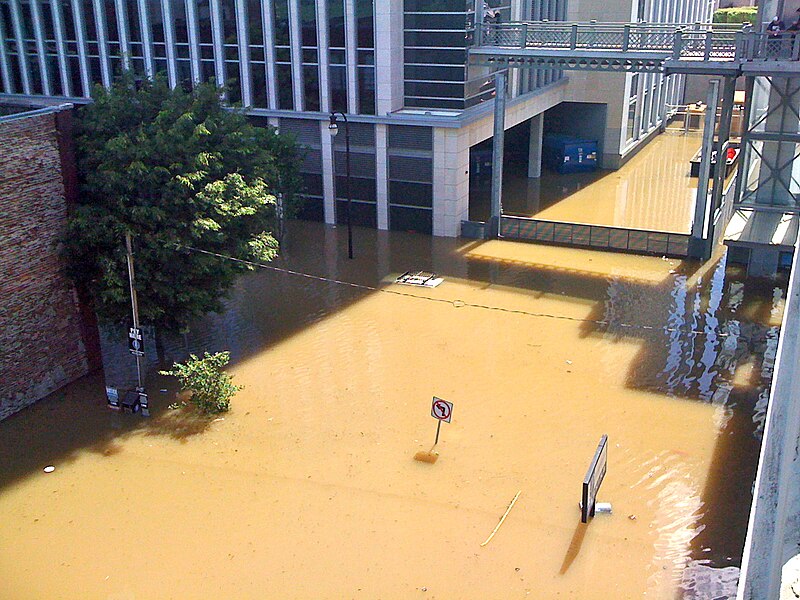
<box><xmin>581</xmin><ymin>434</ymin><xmax>608</xmax><ymax>523</ymax></box>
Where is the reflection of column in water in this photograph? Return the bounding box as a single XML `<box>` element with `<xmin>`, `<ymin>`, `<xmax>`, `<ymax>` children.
<box><xmin>663</xmin><ymin>274</ymin><xmax>688</xmax><ymax>395</ymax></box>
<box><xmin>752</xmin><ymin>325</ymin><xmax>780</xmax><ymax>439</ymax></box>
<box><xmin>697</xmin><ymin>259</ymin><xmax>726</xmax><ymax>401</ymax></box>
<box><xmin>601</xmin><ymin>276</ymin><xmax>621</xmax><ymax>332</ymax></box>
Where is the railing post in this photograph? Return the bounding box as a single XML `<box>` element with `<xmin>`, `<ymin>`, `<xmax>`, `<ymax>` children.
<box><xmin>672</xmin><ymin>29</ymin><xmax>682</xmax><ymax>60</ymax></box>
<box><xmin>734</xmin><ymin>30</ymin><xmax>743</xmax><ymax>61</ymax></box>
<box><xmin>520</xmin><ymin>23</ymin><xmax>528</xmax><ymax>48</ymax></box>
<box><xmin>704</xmin><ymin>30</ymin><xmax>713</xmax><ymax>60</ymax></box>
<box><xmin>622</xmin><ymin>24</ymin><xmax>630</xmax><ymax>51</ymax></box>
<box><xmin>474</xmin><ymin>20</ymin><xmax>483</xmax><ymax>46</ymax></box>
<box><xmin>570</xmin><ymin>23</ymin><xmax>578</xmax><ymax>50</ymax></box>
<box><xmin>793</xmin><ymin>31</ymin><xmax>800</xmax><ymax>61</ymax></box>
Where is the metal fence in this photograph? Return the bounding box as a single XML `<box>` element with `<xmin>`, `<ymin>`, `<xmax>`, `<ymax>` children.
<box><xmin>499</xmin><ymin>216</ymin><xmax>691</xmax><ymax>257</ymax></box>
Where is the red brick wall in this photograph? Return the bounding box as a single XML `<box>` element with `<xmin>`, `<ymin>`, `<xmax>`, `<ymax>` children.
<box><xmin>0</xmin><ymin>109</ymin><xmax>100</xmax><ymax>420</ymax></box>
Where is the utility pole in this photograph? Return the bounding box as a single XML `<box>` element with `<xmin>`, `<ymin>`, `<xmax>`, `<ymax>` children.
<box><xmin>125</xmin><ymin>232</ymin><xmax>149</xmax><ymax>416</ymax></box>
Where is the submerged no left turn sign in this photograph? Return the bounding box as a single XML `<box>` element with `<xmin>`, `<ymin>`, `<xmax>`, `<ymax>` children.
<box><xmin>431</xmin><ymin>397</ymin><xmax>453</xmax><ymax>423</ymax></box>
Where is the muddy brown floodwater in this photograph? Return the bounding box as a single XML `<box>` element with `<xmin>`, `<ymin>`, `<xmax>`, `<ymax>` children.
<box><xmin>0</xmin><ymin>221</ymin><xmax>786</xmax><ymax>599</ymax></box>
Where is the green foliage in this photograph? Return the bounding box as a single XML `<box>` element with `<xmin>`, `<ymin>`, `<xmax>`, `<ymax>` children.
<box><xmin>160</xmin><ymin>351</ymin><xmax>240</xmax><ymax>414</ymax></box>
<box><xmin>713</xmin><ymin>7</ymin><xmax>757</xmax><ymax>24</ymax></box>
<box><xmin>64</xmin><ymin>73</ymin><xmax>303</xmax><ymax>332</ymax></box>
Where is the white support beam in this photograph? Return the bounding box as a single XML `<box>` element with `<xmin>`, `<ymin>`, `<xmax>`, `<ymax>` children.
<box><xmin>69</xmin><ymin>0</ymin><xmax>91</xmax><ymax>96</ymax></box>
<box><xmin>91</xmin><ymin>0</ymin><xmax>112</xmax><ymax>87</ymax></box>
<box><xmin>30</xmin><ymin>0</ymin><xmax>52</xmax><ymax>95</ymax></box>
<box><xmin>0</xmin><ymin>10</ymin><xmax>12</xmax><ymax>93</ymax></box>
<box><xmin>209</xmin><ymin>0</ymin><xmax>226</xmax><ymax>89</ymax></box>
<box><xmin>344</xmin><ymin>0</ymin><xmax>357</xmax><ymax>113</ymax></box>
<box><xmin>9</xmin><ymin>0</ymin><xmax>32</xmax><ymax>94</ymax></box>
<box><xmin>235</xmin><ymin>0</ymin><xmax>252</xmax><ymax>106</ymax></box>
<box><xmin>261</xmin><ymin>0</ymin><xmax>277</xmax><ymax>108</ymax></box>
<box><xmin>316</xmin><ymin>0</ymin><xmax>330</xmax><ymax>113</ymax></box>
<box><xmin>113</xmin><ymin>0</ymin><xmax>130</xmax><ymax>71</ymax></box>
<box><xmin>288</xmin><ymin>0</ymin><xmax>303</xmax><ymax>109</ymax></box>
<box><xmin>49</xmin><ymin>0</ymin><xmax>70</xmax><ymax>96</ymax></box>
<box><xmin>137</xmin><ymin>0</ymin><xmax>155</xmax><ymax>78</ymax></box>
<box><xmin>160</xmin><ymin>0</ymin><xmax>178</xmax><ymax>87</ymax></box>
<box><xmin>185</xmin><ymin>0</ymin><xmax>202</xmax><ymax>83</ymax></box>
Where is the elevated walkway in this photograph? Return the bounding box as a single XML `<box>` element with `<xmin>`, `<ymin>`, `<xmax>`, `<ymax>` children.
<box><xmin>469</xmin><ymin>22</ymin><xmax>800</xmax><ymax>77</ymax></box>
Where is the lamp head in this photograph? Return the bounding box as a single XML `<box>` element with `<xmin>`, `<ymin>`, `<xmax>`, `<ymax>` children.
<box><xmin>328</xmin><ymin>113</ymin><xmax>339</xmax><ymax>137</ymax></box>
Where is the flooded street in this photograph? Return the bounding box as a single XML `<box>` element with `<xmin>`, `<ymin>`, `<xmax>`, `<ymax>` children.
<box><xmin>0</xmin><ymin>221</ymin><xmax>785</xmax><ymax>599</ymax></box>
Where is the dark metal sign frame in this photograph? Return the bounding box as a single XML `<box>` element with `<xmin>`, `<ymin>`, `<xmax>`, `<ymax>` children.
<box><xmin>581</xmin><ymin>434</ymin><xmax>608</xmax><ymax>523</ymax></box>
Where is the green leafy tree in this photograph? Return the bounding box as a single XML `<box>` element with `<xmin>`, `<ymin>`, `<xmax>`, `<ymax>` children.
<box><xmin>64</xmin><ymin>74</ymin><xmax>303</xmax><ymax>333</ymax></box>
<box><xmin>160</xmin><ymin>351</ymin><xmax>240</xmax><ymax>414</ymax></box>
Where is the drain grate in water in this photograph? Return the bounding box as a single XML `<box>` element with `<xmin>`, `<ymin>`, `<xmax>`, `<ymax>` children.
<box><xmin>395</xmin><ymin>271</ymin><xmax>443</xmax><ymax>288</ymax></box>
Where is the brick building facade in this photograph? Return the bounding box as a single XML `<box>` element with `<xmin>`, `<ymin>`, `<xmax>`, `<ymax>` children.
<box><xmin>0</xmin><ymin>106</ymin><xmax>101</xmax><ymax>420</ymax></box>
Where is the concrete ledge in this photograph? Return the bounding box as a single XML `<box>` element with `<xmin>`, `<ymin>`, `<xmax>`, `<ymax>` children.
<box><xmin>737</xmin><ymin>234</ymin><xmax>800</xmax><ymax>599</ymax></box>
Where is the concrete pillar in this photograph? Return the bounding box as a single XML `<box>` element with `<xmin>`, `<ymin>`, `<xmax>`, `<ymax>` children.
<box><xmin>321</xmin><ymin>121</ymin><xmax>336</xmax><ymax>225</ymax></box>
<box><xmin>375</xmin><ymin>124</ymin><xmax>389</xmax><ymax>230</ymax></box>
<box><xmin>747</xmin><ymin>247</ymin><xmax>781</xmax><ymax>277</ymax></box>
<box><xmin>489</xmin><ymin>70</ymin><xmax>507</xmax><ymax>237</ymax></box>
<box><xmin>689</xmin><ymin>79</ymin><xmax>720</xmax><ymax>260</ymax></box>
<box><xmin>528</xmin><ymin>113</ymin><xmax>544</xmax><ymax>179</ymax></box>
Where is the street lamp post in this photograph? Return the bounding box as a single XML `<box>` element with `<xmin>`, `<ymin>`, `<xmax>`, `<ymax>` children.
<box><xmin>328</xmin><ymin>112</ymin><xmax>354</xmax><ymax>259</ymax></box>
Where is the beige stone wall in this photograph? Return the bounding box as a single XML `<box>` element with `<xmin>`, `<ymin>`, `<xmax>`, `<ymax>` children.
<box><xmin>0</xmin><ymin>110</ymin><xmax>99</xmax><ymax>420</ymax></box>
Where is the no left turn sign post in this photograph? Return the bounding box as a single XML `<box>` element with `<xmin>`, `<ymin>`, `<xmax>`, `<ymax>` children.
<box><xmin>431</xmin><ymin>397</ymin><xmax>453</xmax><ymax>423</ymax></box>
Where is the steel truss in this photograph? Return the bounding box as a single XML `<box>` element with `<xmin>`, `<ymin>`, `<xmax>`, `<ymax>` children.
<box><xmin>736</xmin><ymin>76</ymin><xmax>800</xmax><ymax>213</ymax></box>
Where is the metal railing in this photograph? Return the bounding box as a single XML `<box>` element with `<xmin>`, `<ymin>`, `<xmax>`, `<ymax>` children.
<box><xmin>475</xmin><ymin>22</ymin><xmax>800</xmax><ymax>63</ymax></box>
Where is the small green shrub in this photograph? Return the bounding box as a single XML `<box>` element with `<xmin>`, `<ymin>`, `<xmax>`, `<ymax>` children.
<box><xmin>160</xmin><ymin>351</ymin><xmax>241</xmax><ymax>414</ymax></box>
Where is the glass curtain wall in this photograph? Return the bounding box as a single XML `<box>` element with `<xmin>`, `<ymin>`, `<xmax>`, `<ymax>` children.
<box><xmin>0</xmin><ymin>0</ymin><xmax>377</xmax><ymax>115</ymax></box>
<box><xmin>624</xmin><ymin>0</ymin><xmax>712</xmax><ymax>148</ymax></box>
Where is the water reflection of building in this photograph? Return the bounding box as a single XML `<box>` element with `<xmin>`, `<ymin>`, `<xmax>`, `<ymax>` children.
<box><xmin>0</xmin><ymin>0</ymin><xmax>711</xmax><ymax>237</ymax></box>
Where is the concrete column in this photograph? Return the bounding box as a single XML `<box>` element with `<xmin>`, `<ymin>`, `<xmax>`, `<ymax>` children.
<box><xmin>375</xmin><ymin>2</ymin><xmax>402</xmax><ymax>115</ymax></box>
<box><xmin>710</xmin><ymin>76</ymin><xmax>738</xmax><ymax>216</ymax></box>
<box><xmin>489</xmin><ymin>70</ymin><xmax>507</xmax><ymax>237</ymax></box>
<box><xmin>432</xmin><ymin>128</ymin><xmax>447</xmax><ymax>236</ymax></box>
<box><xmin>748</xmin><ymin>247</ymin><xmax>782</xmax><ymax>277</ymax></box>
<box><xmin>528</xmin><ymin>113</ymin><xmax>544</xmax><ymax>179</ymax></box>
<box><xmin>689</xmin><ymin>79</ymin><xmax>720</xmax><ymax>260</ymax></box>
<box><xmin>321</xmin><ymin>121</ymin><xmax>336</xmax><ymax>225</ymax></box>
<box><xmin>375</xmin><ymin>124</ymin><xmax>389</xmax><ymax>230</ymax></box>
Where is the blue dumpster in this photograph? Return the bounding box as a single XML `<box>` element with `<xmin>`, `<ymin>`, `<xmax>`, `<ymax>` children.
<box><xmin>542</xmin><ymin>135</ymin><xmax>599</xmax><ymax>174</ymax></box>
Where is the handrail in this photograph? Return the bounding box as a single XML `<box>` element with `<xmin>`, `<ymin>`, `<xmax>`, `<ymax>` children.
<box><xmin>475</xmin><ymin>22</ymin><xmax>800</xmax><ymax>63</ymax></box>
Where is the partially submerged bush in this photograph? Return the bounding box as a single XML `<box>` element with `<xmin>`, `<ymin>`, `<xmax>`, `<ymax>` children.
<box><xmin>160</xmin><ymin>351</ymin><xmax>241</xmax><ymax>414</ymax></box>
